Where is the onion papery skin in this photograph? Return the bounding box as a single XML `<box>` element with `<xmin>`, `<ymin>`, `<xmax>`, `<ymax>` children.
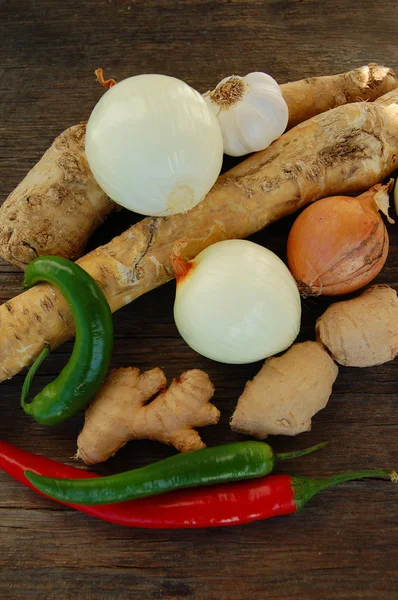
<box><xmin>287</xmin><ymin>194</ymin><xmax>390</xmax><ymax>297</ymax></box>
<box><xmin>173</xmin><ymin>240</ymin><xmax>301</xmax><ymax>365</ymax></box>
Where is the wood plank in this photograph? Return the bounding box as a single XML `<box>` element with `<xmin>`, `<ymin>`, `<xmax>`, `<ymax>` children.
<box><xmin>0</xmin><ymin>0</ymin><xmax>397</xmax><ymax>598</ymax></box>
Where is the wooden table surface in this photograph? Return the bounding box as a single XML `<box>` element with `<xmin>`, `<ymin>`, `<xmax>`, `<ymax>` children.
<box><xmin>1</xmin><ymin>1</ymin><xmax>397</xmax><ymax>599</ymax></box>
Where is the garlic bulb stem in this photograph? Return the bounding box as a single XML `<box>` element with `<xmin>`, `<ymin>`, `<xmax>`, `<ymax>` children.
<box><xmin>206</xmin><ymin>76</ymin><xmax>245</xmax><ymax>109</ymax></box>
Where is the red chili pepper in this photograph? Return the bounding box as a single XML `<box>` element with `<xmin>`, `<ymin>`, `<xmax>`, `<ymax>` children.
<box><xmin>0</xmin><ymin>441</ymin><xmax>396</xmax><ymax>529</ymax></box>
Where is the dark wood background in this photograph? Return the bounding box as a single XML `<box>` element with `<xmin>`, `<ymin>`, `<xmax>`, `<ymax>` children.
<box><xmin>0</xmin><ymin>1</ymin><xmax>397</xmax><ymax>599</ymax></box>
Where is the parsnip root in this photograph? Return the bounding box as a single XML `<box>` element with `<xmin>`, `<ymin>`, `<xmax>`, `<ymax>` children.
<box><xmin>230</xmin><ymin>342</ymin><xmax>338</xmax><ymax>439</ymax></box>
<box><xmin>0</xmin><ymin>124</ymin><xmax>115</xmax><ymax>270</ymax></box>
<box><xmin>1</xmin><ymin>88</ymin><xmax>398</xmax><ymax>382</ymax></box>
<box><xmin>316</xmin><ymin>285</ymin><xmax>398</xmax><ymax>367</ymax></box>
<box><xmin>77</xmin><ymin>367</ymin><xmax>219</xmax><ymax>464</ymax></box>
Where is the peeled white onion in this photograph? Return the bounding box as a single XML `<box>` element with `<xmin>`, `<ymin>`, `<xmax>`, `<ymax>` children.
<box><xmin>173</xmin><ymin>240</ymin><xmax>301</xmax><ymax>364</ymax></box>
<box><xmin>85</xmin><ymin>74</ymin><xmax>224</xmax><ymax>217</ymax></box>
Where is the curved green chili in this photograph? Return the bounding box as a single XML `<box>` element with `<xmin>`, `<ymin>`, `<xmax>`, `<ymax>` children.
<box><xmin>21</xmin><ymin>256</ymin><xmax>113</xmax><ymax>425</ymax></box>
<box><xmin>25</xmin><ymin>440</ymin><xmax>327</xmax><ymax>505</ymax></box>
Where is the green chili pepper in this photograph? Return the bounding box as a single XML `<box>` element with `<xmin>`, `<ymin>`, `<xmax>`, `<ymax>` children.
<box><xmin>25</xmin><ymin>440</ymin><xmax>327</xmax><ymax>505</ymax></box>
<box><xmin>21</xmin><ymin>256</ymin><xmax>113</xmax><ymax>425</ymax></box>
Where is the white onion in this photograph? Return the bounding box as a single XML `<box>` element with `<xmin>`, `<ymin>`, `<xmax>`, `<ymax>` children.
<box><xmin>85</xmin><ymin>74</ymin><xmax>224</xmax><ymax>217</ymax></box>
<box><xmin>173</xmin><ymin>240</ymin><xmax>301</xmax><ymax>364</ymax></box>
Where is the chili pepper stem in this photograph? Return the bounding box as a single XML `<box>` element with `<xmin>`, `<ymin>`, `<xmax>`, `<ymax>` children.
<box><xmin>21</xmin><ymin>344</ymin><xmax>50</xmax><ymax>413</ymax></box>
<box><xmin>293</xmin><ymin>469</ymin><xmax>397</xmax><ymax>511</ymax></box>
<box><xmin>275</xmin><ymin>441</ymin><xmax>328</xmax><ymax>461</ymax></box>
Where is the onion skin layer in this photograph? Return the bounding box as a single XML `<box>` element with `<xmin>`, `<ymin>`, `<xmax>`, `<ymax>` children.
<box><xmin>286</xmin><ymin>184</ymin><xmax>391</xmax><ymax>296</ymax></box>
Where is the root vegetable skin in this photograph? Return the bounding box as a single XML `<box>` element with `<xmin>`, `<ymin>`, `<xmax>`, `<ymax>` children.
<box><xmin>1</xmin><ymin>88</ymin><xmax>398</xmax><ymax>382</ymax></box>
<box><xmin>316</xmin><ymin>285</ymin><xmax>398</xmax><ymax>367</ymax></box>
<box><xmin>77</xmin><ymin>368</ymin><xmax>220</xmax><ymax>465</ymax></box>
<box><xmin>0</xmin><ymin>64</ymin><xmax>394</xmax><ymax>271</ymax></box>
<box><xmin>282</xmin><ymin>63</ymin><xmax>398</xmax><ymax>128</ymax></box>
<box><xmin>0</xmin><ymin>125</ymin><xmax>115</xmax><ymax>270</ymax></box>
<box><xmin>230</xmin><ymin>342</ymin><xmax>338</xmax><ymax>439</ymax></box>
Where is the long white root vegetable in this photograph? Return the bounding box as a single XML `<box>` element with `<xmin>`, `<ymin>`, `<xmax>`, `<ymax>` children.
<box><xmin>0</xmin><ymin>65</ymin><xmax>395</xmax><ymax>270</ymax></box>
<box><xmin>282</xmin><ymin>63</ymin><xmax>398</xmax><ymax>128</ymax></box>
<box><xmin>316</xmin><ymin>285</ymin><xmax>398</xmax><ymax>367</ymax></box>
<box><xmin>0</xmin><ymin>125</ymin><xmax>115</xmax><ymax>270</ymax></box>
<box><xmin>281</xmin><ymin>63</ymin><xmax>397</xmax><ymax>128</ymax></box>
<box><xmin>1</xmin><ymin>88</ymin><xmax>398</xmax><ymax>382</ymax></box>
<box><xmin>77</xmin><ymin>367</ymin><xmax>219</xmax><ymax>464</ymax></box>
<box><xmin>230</xmin><ymin>341</ymin><xmax>338</xmax><ymax>438</ymax></box>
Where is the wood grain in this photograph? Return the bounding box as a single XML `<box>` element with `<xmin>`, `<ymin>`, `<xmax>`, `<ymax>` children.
<box><xmin>0</xmin><ymin>1</ymin><xmax>397</xmax><ymax>599</ymax></box>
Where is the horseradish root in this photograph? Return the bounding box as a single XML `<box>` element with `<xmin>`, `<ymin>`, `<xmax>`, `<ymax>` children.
<box><xmin>0</xmin><ymin>65</ymin><xmax>394</xmax><ymax>270</ymax></box>
<box><xmin>316</xmin><ymin>285</ymin><xmax>398</xmax><ymax>367</ymax></box>
<box><xmin>230</xmin><ymin>342</ymin><xmax>338</xmax><ymax>438</ymax></box>
<box><xmin>77</xmin><ymin>368</ymin><xmax>219</xmax><ymax>464</ymax></box>
<box><xmin>1</xmin><ymin>88</ymin><xmax>398</xmax><ymax>382</ymax></box>
<box><xmin>0</xmin><ymin>125</ymin><xmax>115</xmax><ymax>270</ymax></box>
<box><xmin>282</xmin><ymin>63</ymin><xmax>398</xmax><ymax>128</ymax></box>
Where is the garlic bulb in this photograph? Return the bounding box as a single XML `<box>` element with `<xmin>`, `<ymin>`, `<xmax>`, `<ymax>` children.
<box><xmin>172</xmin><ymin>240</ymin><xmax>301</xmax><ymax>364</ymax></box>
<box><xmin>203</xmin><ymin>72</ymin><xmax>289</xmax><ymax>157</ymax></box>
<box><xmin>86</xmin><ymin>74</ymin><xmax>224</xmax><ymax>217</ymax></box>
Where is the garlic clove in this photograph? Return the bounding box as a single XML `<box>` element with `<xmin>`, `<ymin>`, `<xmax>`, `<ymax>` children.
<box><xmin>248</xmin><ymin>91</ymin><xmax>288</xmax><ymax>139</ymax></box>
<box><xmin>218</xmin><ymin>107</ymin><xmax>253</xmax><ymax>156</ymax></box>
<box><xmin>244</xmin><ymin>71</ymin><xmax>280</xmax><ymax>87</ymax></box>
<box><xmin>235</xmin><ymin>104</ymin><xmax>277</xmax><ymax>154</ymax></box>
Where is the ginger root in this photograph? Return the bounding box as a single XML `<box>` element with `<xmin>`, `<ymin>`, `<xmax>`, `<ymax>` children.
<box><xmin>230</xmin><ymin>342</ymin><xmax>338</xmax><ymax>439</ymax></box>
<box><xmin>77</xmin><ymin>367</ymin><xmax>220</xmax><ymax>465</ymax></box>
<box><xmin>316</xmin><ymin>285</ymin><xmax>398</xmax><ymax>367</ymax></box>
<box><xmin>0</xmin><ymin>124</ymin><xmax>115</xmax><ymax>270</ymax></box>
<box><xmin>2</xmin><ymin>88</ymin><xmax>398</xmax><ymax>382</ymax></box>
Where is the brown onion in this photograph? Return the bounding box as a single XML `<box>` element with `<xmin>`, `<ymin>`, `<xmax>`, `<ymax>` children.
<box><xmin>287</xmin><ymin>182</ymin><xmax>394</xmax><ymax>296</ymax></box>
